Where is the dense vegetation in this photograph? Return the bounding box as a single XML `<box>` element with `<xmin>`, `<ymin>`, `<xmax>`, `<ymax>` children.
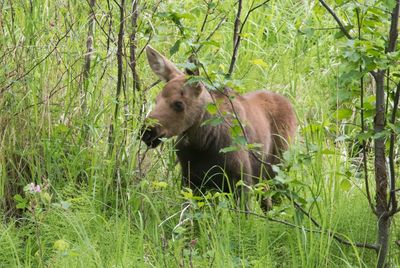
<box><xmin>1</xmin><ymin>0</ymin><xmax>399</xmax><ymax>267</ymax></box>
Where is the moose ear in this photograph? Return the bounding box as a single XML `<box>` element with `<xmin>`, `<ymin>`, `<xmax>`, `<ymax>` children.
<box><xmin>185</xmin><ymin>67</ymin><xmax>200</xmax><ymax>76</ymax></box>
<box><xmin>146</xmin><ymin>46</ymin><xmax>183</xmax><ymax>82</ymax></box>
<box><xmin>184</xmin><ymin>54</ymin><xmax>200</xmax><ymax>76</ymax></box>
<box><xmin>187</xmin><ymin>81</ymin><xmax>204</xmax><ymax>98</ymax></box>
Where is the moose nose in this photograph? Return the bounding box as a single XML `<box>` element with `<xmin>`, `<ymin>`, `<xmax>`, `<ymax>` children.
<box><xmin>141</xmin><ymin>125</ymin><xmax>155</xmax><ymax>143</ymax></box>
<box><xmin>140</xmin><ymin>125</ymin><xmax>164</xmax><ymax>148</ymax></box>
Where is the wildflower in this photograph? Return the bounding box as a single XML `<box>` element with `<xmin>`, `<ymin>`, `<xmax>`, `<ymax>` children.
<box><xmin>26</xmin><ymin>183</ymin><xmax>42</xmax><ymax>194</ymax></box>
<box><xmin>190</xmin><ymin>239</ymin><xmax>197</xmax><ymax>247</ymax></box>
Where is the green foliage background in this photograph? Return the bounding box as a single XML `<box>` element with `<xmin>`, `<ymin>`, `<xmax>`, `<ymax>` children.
<box><xmin>0</xmin><ymin>0</ymin><xmax>399</xmax><ymax>267</ymax></box>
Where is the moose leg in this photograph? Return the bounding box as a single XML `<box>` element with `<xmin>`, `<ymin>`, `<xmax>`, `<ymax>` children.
<box><xmin>260</xmin><ymin>184</ymin><xmax>273</xmax><ymax>211</ymax></box>
<box><xmin>227</xmin><ymin>151</ymin><xmax>254</xmax><ymax>211</ymax></box>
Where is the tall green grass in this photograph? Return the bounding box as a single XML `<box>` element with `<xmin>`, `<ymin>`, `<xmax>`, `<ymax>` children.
<box><xmin>1</xmin><ymin>0</ymin><xmax>399</xmax><ymax>267</ymax></box>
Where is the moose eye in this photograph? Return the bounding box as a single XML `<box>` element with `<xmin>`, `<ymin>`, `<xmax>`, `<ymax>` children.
<box><xmin>172</xmin><ymin>101</ymin><xmax>184</xmax><ymax>112</ymax></box>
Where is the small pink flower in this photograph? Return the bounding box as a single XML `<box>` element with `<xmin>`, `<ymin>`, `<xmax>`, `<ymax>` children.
<box><xmin>190</xmin><ymin>239</ymin><xmax>197</xmax><ymax>247</ymax></box>
<box><xmin>28</xmin><ymin>183</ymin><xmax>35</xmax><ymax>193</ymax></box>
<box><xmin>27</xmin><ymin>183</ymin><xmax>41</xmax><ymax>193</ymax></box>
<box><xmin>35</xmin><ymin>185</ymin><xmax>41</xmax><ymax>193</ymax></box>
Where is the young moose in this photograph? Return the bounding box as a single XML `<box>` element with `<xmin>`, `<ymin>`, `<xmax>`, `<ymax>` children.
<box><xmin>142</xmin><ymin>46</ymin><xmax>297</xmax><ymax>209</ymax></box>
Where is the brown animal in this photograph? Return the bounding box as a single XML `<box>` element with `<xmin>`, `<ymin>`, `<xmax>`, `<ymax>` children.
<box><xmin>142</xmin><ymin>46</ymin><xmax>297</xmax><ymax>209</ymax></box>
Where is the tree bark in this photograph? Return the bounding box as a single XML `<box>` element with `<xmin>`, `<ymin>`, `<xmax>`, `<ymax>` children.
<box><xmin>373</xmin><ymin>70</ymin><xmax>390</xmax><ymax>268</ymax></box>
<box><xmin>108</xmin><ymin>0</ymin><xmax>125</xmax><ymax>155</ymax></box>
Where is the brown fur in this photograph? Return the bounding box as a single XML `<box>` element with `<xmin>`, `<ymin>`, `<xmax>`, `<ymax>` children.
<box><xmin>142</xmin><ymin>46</ymin><xmax>297</xmax><ymax>206</ymax></box>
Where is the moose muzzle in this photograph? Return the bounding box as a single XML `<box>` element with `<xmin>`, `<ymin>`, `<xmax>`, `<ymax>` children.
<box><xmin>140</xmin><ymin>124</ymin><xmax>165</xmax><ymax>148</ymax></box>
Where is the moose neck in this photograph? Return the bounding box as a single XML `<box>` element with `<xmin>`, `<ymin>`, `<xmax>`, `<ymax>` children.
<box><xmin>177</xmin><ymin>92</ymin><xmax>230</xmax><ymax>153</ymax></box>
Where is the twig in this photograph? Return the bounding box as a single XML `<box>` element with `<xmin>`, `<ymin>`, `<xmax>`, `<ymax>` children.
<box><xmin>227</xmin><ymin>0</ymin><xmax>271</xmax><ymax>77</ymax></box>
<box><xmin>136</xmin><ymin>2</ymin><xmax>161</xmax><ymax>61</ymax></box>
<box><xmin>239</xmin><ymin>0</ymin><xmax>270</xmax><ymax>35</ymax></box>
<box><xmin>229</xmin><ymin>207</ymin><xmax>379</xmax><ymax>250</ymax></box>
<box><xmin>194</xmin><ymin>15</ymin><xmax>227</xmax><ymax>54</ymax></box>
<box><xmin>106</xmin><ymin>0</ymin><xmax>113</xmax><ymax>54</ymax></box>
<box><xmin>0</xmin><ymin>24</ymin><xmax>74</xmax><ymax>95</ymax></box>
<box><xmin>318</xmin><ymin>0</ymin><xmax>353</xmax><ymax>39</ymax></box>
<box><xmin>89</xmin><ymin>0</ymin><xmax>116</xmax><ymax>45</ymax></box>
<box><xmin>227</xmin><ymin>0</ymin><xmax>242</xmax><ymax>77</ymax></box>
<box><xmin>230</xmin><ymin>208</ymin><xmax>316</xmax><ymax>230</ymax></box>
<box><xmin>143</xmin><ymin>79</ymin><xmax>161</xmax><ymax>93</ymax></box>
<box><xmin>289</xmin><ymin>199</ymin><xmax>379</xmax><ymax>251</ymax></box>
<box><xmin>12</xmin><ymin>57</ymin><xmax>82</xmax><ymax>116</ymax></box>
<box><xmin>197</xmin><ymin>0</ymin><xmax>212</xmax><ymax>42</ymax></box>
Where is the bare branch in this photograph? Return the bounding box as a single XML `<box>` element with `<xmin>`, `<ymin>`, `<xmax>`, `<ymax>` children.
<box><xmin>227</xmin><ymin>0</ymin><xmax>271</xmax><ymax>77</ymax></box>
<box><xmin>318</xmin><ymin>0</ymin><xmax>353</xmax><ymax>39</ymax></box>
<box><xmin>239</xmin><ymin>0</ymin><xmax>270</xmax><ymax>34</ymax></box>
<box><xmin>89</xmin><ymin>0</ymin><xmax>116</xmax><ymax>45</ymax></box>
<box><xmin>197</xmin><ymin>0</ymin><xmax>212</xmax><ymax>41</ymax></box>
<box><xmin>0</xmin><ymin>24</ymin><xmax>74</xmax><ymax>95</ymax></box>
<box><xmin>227</xmin><ymin>0</ymin><xmax>242</xmax><ymax>77</ymax></box>
<box><xmin>230</xmin><ymin>207</ymin><xmax>379</xmax><ymax>251</ymax></box>
<box><xmin>289</xmin><ymin>199</ymin><xmax>379</xmax><ymax>251</ymax></box>
<box><xmin>194</xmin><ymin>15</ymin><xmax>227</xmax><ymax>54</ymax></box>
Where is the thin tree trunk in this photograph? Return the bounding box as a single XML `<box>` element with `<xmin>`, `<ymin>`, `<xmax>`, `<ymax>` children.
<box><xmin>130</xmin><ymin>0</ymin><xmax>140</xmax><ymax>92</ymax></box>
<box><xmin>129</xmin><ymin>0</ymin><xmax>141</xmax><ymax>111</ymax></box>
<box><xmin>82</xmin><ymin>0</ymin><xmax>95</xmax><ymax>97</ymax></box>
<box><xmin>108</xmin><ymin>0</ymin><xmax>125</xmax><ymax>155</ymax></box>
<box><xmin>373</xmin><ymin>70</ymin><xmax>390</xmax><ymax>268</ymax></box>
<box><xmin>80</xmin><ymin>0</ymin><xmax>95</xmax><ymax>141</ymax></box>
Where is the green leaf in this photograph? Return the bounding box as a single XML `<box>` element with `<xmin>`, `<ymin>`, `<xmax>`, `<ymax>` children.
<box><xmin>356</xmin><ymin>131</ymin><xmax>373</xmax><ymax>142</ymax></box>
<box><xmin>170</xmin><ymin>40</ymin><xmax>181</xmax><ymax>56</ymax></box>
<box><xmin>336</xmin><ymin>108</ymin><xmax>353</xmax><ymax>120</ymax></box>
<box><xmin>303</xmin><ymin>28</ymin><xmax>314</xmax><ymax>37</ymax></box>
<box><xmin>53</xmin><ymin>239</ymin><xmax>70</xmax><ymax>252</ymax></box>
<box><xmin>250</xmin><ymin>58</ymin><xmax>268</xmax><ymax>68</ymax></box>
<box><xmin>387</xmin><ymin>122</ymin><xmax>400</xmax><ymax>134</ymax></box>
<box><xmin>373</xmin><ymin>130</ymin><xmax>390</xmax><ymax>139</ymax></box>
<box><xmin>382</xmin><ymin>0</ymin><xmax>397</xmax><ymax>10</ymax></box>
<box><xmin>186</xmin><ymin>76</ymin><xmax>207</xmax><ymax>85</ymax></box>
<box><xmin>16</xmin><ymin>202</ymin><xmax>27</xmax><ymax>209</ymax></box>
<box><xmin>60</xmin><ymin>201</ymin><xmax>71</xmax><ymax>210</ymax></box>
<box><xmin>206</xmin><ymin>103</ymin><xmax>218</xmax><ymax>115</ymax></box>
<box><xmin>220</xmin><ymin>145</ymin><xmax>240</xmax><ymax>153</ymax></box>
<box><xmin>247</xmin><ymin>143</ymin><xmax>263</xmax><ymax>150</ymax></box>
<box><xmin>233</xmin><ymin>135</ymin><xmax>247</xmax><ymax>146</ymax></box>
<box><xmin>340</xmin><ymin>179</ymin><xmax>352</xmax><ymax>192</ymax></box>
<box><xmin>152</xmin><ymin>181</ymin><xmax>168</xmax><ymax>189</ymax></box>
<box><xmin>13</xmin><ymin>194</ymin><xmax>25</xmax><ymax>203</ymax></box>
<box><xmin>202</xmin><ymin>116</ymin><xmax>223</xmax><ymax>126</ymax></box>
<box><xmin>199</xmin><ymin>40</ymin><xmax>220</xmax><ymax>48</ymax></box>
<box><xmin>321</xmin><ymin>149</ymin><xmax>335</xmax><ymax>155</ymax></box>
